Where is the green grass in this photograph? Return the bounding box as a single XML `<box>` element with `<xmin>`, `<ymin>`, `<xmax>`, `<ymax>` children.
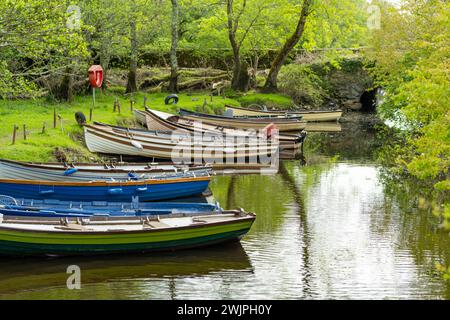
<box><xmin>234</xmin><ymin>92</ymin><xmax>293</xmax><ymax>109</ymax></box>
<box><xmin>0</xmin><ymin>91</ymin><xmax>241</xmax><ymax>162</ymax></box>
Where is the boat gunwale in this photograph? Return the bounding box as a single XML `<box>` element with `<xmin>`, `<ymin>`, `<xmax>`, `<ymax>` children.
<box><xmin>0</xmin><ymin>175</ymin><xmax>210</xmax><ymax>187</ymax></box>
<box><xmin>0</xmin><ymin>158</ymin><xmax>211</xmax><ymax>174</ymax></box>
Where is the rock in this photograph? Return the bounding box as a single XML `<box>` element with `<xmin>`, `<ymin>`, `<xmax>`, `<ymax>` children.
<box><xmin>343</xmin><ymin>100</ymin><xmax>363</xmax><ymax>111</ymax></box>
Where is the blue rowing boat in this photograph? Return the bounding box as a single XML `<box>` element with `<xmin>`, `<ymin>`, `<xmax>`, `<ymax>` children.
<box><xmin>0</xmin><ymin>175</ymin><xmax>211</xmax><ymax>202</ymax></box>
<box><xmin>0</xmin><ymin>196</ymin><xmax>220</xmax><ymax>218</ymax></box>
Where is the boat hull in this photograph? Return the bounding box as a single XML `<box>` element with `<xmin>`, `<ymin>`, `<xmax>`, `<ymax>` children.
<box><xmin>0</xmin><ymin>215</ymin><xmax>255</xmax><ymax>256</ymax></box>
<box><xmin>0</xmin><ymin>177</ymin><xmax>210</xmax><ymax>202</ymax></box>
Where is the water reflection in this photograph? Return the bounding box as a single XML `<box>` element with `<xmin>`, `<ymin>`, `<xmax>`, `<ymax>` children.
<box><xmin>0</xmin><ymin>243</ymin><xmax>252</xmax><ymax>299</ymax></box>
<box><xmin>0</xmin><ymin>129</ymin><xmax>449</xmax><ymax>299</ymax></box>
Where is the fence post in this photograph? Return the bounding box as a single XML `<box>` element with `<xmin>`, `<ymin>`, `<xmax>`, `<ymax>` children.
<box><xmin>23</xmin><ymin>124</ymin><xmax>26</xmax><ymax>140</ymax></box>
<box><xmin>12</xmin><ymin>125</ymin><xmax>18</xmax><ymax>145</ymax></box>
<box><xmin>58</xmin><ymin>114</ymin><xmax>64</xmax><ymax>133</ymax></box>
<box><xmin>53</xmin><ymin>107</ymin><xmax>57</xmax><ymax>128</ymax></box>
<box><xmin>42</xmin><ymin>122</ymin><xmax>46</xmax><ymax>134</ymax></box>
<box><xmin>144</xmin><ymin>95</ymin><xmax>147</xmax><ymax>108</ymax></box>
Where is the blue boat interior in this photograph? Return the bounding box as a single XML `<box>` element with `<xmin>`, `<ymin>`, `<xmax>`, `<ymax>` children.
<box><xmin>0</xmin><ymin>197</ymin><xmax>222</xmax><ymax>218</ymax></box>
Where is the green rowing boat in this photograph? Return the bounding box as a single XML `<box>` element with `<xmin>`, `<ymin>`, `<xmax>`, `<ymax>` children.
<box><xmin>0</xmin><ymin>211</ymin><xmax>255</xmax><ymax>256</ymax></box>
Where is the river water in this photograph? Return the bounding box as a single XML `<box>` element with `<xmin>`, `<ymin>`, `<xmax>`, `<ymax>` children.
<box><xmin>0</xmin><ymin>117</ymin><xmax>449</xmax><ymax>299</ymax></box>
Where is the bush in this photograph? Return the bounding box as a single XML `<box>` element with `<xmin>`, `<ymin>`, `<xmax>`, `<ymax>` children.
<box><xmin>278</xmin><ymin>64</ymin><xmax>329</xmax><ymax>108</ymax></box>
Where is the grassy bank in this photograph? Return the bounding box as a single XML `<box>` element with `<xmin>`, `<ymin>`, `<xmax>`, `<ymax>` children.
<box><xmin>1</xmin><ymin>91</ymin><xmax>289</xmax><ymax>162</ymax></box>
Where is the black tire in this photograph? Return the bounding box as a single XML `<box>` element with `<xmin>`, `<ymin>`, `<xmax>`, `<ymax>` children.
<box><xmin>165</xmin><ymin>94</ymin><xmax>179</xmax><ymax>105</ymax></box>
<box><xmin>75</xmin><ymin>111</ymin><xmax>87</xmax><ymax>125</ymax></box>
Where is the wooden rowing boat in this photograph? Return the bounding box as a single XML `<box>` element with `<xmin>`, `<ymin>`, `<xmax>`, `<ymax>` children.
<box><xmin>178</xmin><ymin>109</ymin><xmax>307</xmax><ymax>131</ymax></box>
<box><xmin>0</xmin><ymin>173</ymin><xmax>211</xmax><ymax>202</ymax></box>
<box><xmin>0</xmin><ymin>209</ymin><xmax>256</xmax><ymax>256</ymax></box>
<box><xmin>0</xmin><ymin>158</ymin><xmax>211</xmax><ymax>182</ymax></box>
<box><xmin>137</xmin><ymin>108</ymin><xmax>306</xmax><ymax>155</ymax></box>
<box><xmin>224</xmin><ymin>105</ymin><xmax>342</xmax><ymax>122</ymax></box>
<box><xmin>84</xmin><ymin>123</ymin><xmax>280</xmax><ymax>163</ymax></box>
<box><xmin>139</xmin><ymin>108</ymin><xmax>305</xmax><ymax>162</ymax></box>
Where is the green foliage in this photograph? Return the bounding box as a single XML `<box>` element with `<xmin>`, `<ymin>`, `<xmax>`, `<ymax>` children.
<box><xmin>368</xmin><ymin>0</ymin><xmax>450</xmax><ymax>184</ymax></box>
<box><xmin>278</xmin><ymin>64</ymin><xmax>329</xmax><ymax>107</ymax></box>
<box><xmin>0</xmin><ymin>0</ymin><xmax>88</xmax><ymax>98</ymax></box>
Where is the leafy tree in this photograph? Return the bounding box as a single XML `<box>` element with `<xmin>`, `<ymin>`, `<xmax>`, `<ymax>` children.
<box><xmin>168</xmin><ymin>0</ymin><xmax>179</xmax><ymax>92</ymax></box>
<box><xmin>367</xmin><ymin>0</ymin><xmax>449</xmax><ymax>186</ymax></box>
<box><xmin>0</xmin><ymin>0</ymin><xmax>88</xmax><ymax>98</ymax></box>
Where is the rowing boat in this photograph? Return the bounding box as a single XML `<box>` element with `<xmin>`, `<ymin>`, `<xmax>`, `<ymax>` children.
<box><xmin>84</xmin><ymin>123</ymin><xmax>280</xmax><ymax>163</ymax></box>
<box><xmin>0</xmin><ymin>172</ymin><xmax>211</xmax><ymax>202</ymax></box>
<box><xmin>178</xmin><ymin>109</ymin><xmax>307</xmax><ymax>131</ymax></box>
<box><xmin>0</xmin><ymin>196</ymin><xmax>220</xmax><ymax>218</ymax></box>
<box><xmin>224</xmin><ymin>105</ymin><xmax>343</xmax><ymax>122</ymax></box>
<box><xmin>0</xmin><ymin>208</ymin><xmax>255</xmax><ymax>256</ymax></box>
<box><xmin>138</xmin><ymin>108</ymin><xmax>306</xmax><ymax>150</ymax></box>
<box><xmin>0</xmin><ymin>158</ymin><xmax>211</xmax><ymax>182</ymax></box>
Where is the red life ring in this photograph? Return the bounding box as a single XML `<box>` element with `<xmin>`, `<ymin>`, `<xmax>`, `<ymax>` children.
<box><xmin>88</xmin><ymin>65</ymin><xmax>103</xmax><ymax>88</ymax></box>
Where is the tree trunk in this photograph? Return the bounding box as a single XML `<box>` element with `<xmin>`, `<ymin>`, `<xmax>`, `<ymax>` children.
<box><xmin>249</xmin><ymin>53</ymin><xmax>259</xmax><ymax>89</ymax></box>
<box><xmin>56</xmin><ymin>66</ymin><xmax>73</xmax><ymax>102</ymax></box>
<box><xmin>236</xmin><ymin>60</ymin><xmax>250</xmax><ymax>91</ymax></box>
<box><xmin>168</xmin><ymin>0</ymin><xmax>179</xmax><ymax>93</ymax></box>
<box><xmin>263</xmin><ymin>0</ymin><xmax>312</xmax><ymax>92</ymax></box>
<box><xmin>100</xmin><ymin>53</ymin><xmax>110</xmax><ymax>90</ymax></box>
<box><xmin>227</xmin><ymin>0</ymin><xmax>242</xmax><ymax>91</ymax></box>
<box><xmin>126</xmin><ymin>1</ymin><xmax>138</xmax><ymax>93</ymax></box>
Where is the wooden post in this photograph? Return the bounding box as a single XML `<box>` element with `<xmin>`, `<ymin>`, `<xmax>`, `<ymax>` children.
<box><xmin>42</xmin><ymin>122</ymin><xmax>46</xmax><ymax>134</ymax></box>
<box><xmin>58</xmin><ymin>114</ymin><xmax>64</xmax><ymax>133</ymax></box>
<box><xmin>202</xmin><ymin>98</ymin><xmax>207</xmax><ymax>112</ymax></box>
<box><xmin>130</xmin><ymin>99</ymin><xmax>134</xmax><ymax>112</ymax></box>
<box><xmin>53</xmin><ymin>107</ymin><xmax>57</xmax><ymax>128</ymax></box>
<box><xmin>90</xmin><ymin>87</ymin><xmax>95</xmax><ymax>121</ymax></box>
<box><xmin>23</xmin><ymin>124</ymin><xmax>26</xmax><ymax>140</ymax></box>
<box><xmin>117</xmin><ymin>100</ymin><xmax>121</xmax><ymax>114</ymax></box>
<box><xmin>144</xmin><ymin>95</ymin><xmax>147</xmax><ymax>107</ymax></box>
<box><xmin>113</xmin><ymin>97</ymin><xmax>117</xmax><ymax>113</ymax></box>
<box><xmin>12</xmin><ymin>125</ymin><xmax>18</xmax><ymax>145</ymax></box>
<box><xmin>210</xmin><ymin>92</ymin><xmax>213</xmax><ymax>102</ymax></box>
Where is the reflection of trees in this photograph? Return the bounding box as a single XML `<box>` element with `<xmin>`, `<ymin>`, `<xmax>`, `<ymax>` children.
<box><xmin>278</xmin><ymin>160</ymin><xmax>312</xmax><ymax>297</ymax></box>
<box><xmin>0</xmin><ymin>244</ymin><xmax>252</xmax><ymax>298</ymax></box>
<box><xmin>304</xmin><ymin>120</ymin><xmax>382</xmax><ymax>161</ymax></box>
<box><xmin>378</xmin><ymin>169</ymin><xmax>450</xmax><ymax>289</ymax></box>
<box><xmin>211</xmin><ymin>174</ymin><xmax>293</xmax><ymax>233</ymax></box>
